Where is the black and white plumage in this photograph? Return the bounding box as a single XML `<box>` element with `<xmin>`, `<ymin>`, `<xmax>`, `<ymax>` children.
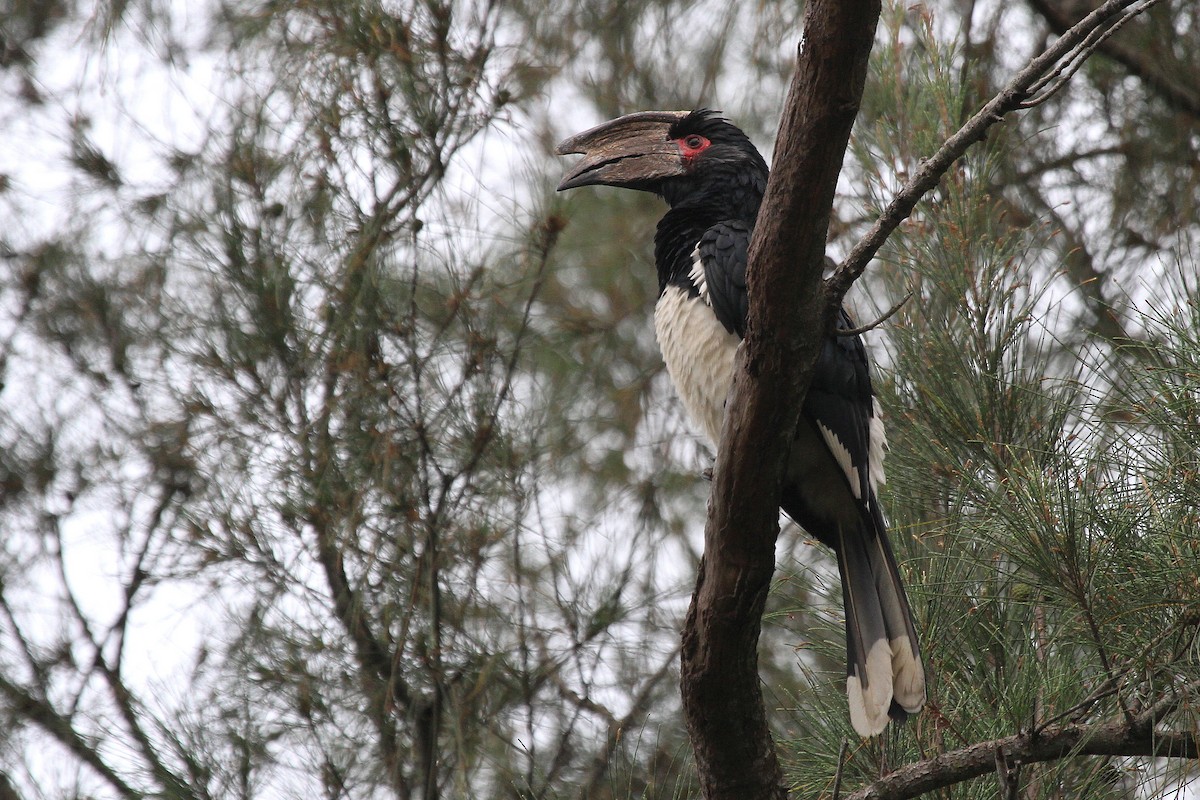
<box><xmin>556</xmin><ymin>109</ymin><xmax>925</xmax><ymax>737</ymax></box>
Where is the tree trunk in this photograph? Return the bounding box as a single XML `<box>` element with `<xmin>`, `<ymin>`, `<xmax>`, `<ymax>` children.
<box><xmin>678</xmin><ymin>2</ymin><xmax>882</xmax><ymax>799</ymax></box>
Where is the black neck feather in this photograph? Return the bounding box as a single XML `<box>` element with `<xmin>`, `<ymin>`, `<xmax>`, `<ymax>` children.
<box><xmin>653</xmin><ymin>169</ymin><xmax>765</xmax><ymax>294</ymax></box>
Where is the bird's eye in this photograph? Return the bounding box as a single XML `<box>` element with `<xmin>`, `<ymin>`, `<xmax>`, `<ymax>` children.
<box><xmin>684</xmin><ymin>135</ymin><xmax>706</xmax><ymax>149</ymax></box>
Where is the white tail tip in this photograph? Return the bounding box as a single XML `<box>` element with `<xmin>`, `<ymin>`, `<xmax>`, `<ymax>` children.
<box><xmin>891</xmin><ymin>636</ymin><xmax>926</xmax><ymax>714</ymax></box>
<box><xmin>847</xmin><ymin>638</ymin><xmax>893</xmax><ymax>737</ymax></box>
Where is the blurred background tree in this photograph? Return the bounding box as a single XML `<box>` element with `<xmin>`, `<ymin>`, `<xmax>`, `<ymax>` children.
<box><xmin>0</xmin><ymin>0</ymin><xmax>1196</xmax><ymax>798</ymax></box>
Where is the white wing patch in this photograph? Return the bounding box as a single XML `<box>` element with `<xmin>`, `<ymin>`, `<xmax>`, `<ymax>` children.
<box><xmin>687</xmin><ymin>245</ymin><xmax>711</xmax><ymax>306</ymax></box>
<box><xmin>817</xmin><ymin>422</ymin><xmax>860</xmax><ymax>500</ymax></box>
<box><xmin>868</xmin><ymin>397</ymin><xmax>887</xmax><ymax>490</ymax></box>
<box><xmin>817</xmin><ymin>398</ymin><xmax>887</xmax><ymax>501</ymax></box>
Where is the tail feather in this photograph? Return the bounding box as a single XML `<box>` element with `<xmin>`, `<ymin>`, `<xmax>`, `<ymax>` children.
<box><xmin>838</xmin><ymin>525</ymin><xmax>892</xmax><ymax>736</ymax></box>
<box><xmin>838</xmin><ymin>516</ymin><xmax>926</xmax><ymax>737</ymax></box>
<box><xmin>870</xmin><ymin>518</ymin><xmax>925</xmax><ymax>714</ymax></box>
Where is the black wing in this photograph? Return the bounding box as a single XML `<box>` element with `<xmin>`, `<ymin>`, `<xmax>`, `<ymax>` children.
<box><xmin>696</xmin><ymin>221</ymin><xmax>919</xmax><ymax>733</ymax></box>
<box><xmin>803</xmin><ymin>309</ymin><xmax>880</xmax><ymax>506</ymax></box>
<box><xmin>695</xmin><ymin>221</ymin><xmax>750</xmax><ymax>337</ymax></box>
<box><xmin>697</xmin><ymin>221</ymin><xmax>880</xmax><ymax>504</ymax></box>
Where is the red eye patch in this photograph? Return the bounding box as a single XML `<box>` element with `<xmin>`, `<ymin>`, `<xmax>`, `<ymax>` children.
<box><xmin>676</xmin><ymin>134</ymin><xmax>711</xmax><ymax>161</ymax></box>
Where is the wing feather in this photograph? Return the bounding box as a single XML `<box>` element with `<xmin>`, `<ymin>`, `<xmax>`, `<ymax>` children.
<box><xmin>696</xmin><ymin>221</ymin><xmax>883</xmax><ymax>503</ymax></box>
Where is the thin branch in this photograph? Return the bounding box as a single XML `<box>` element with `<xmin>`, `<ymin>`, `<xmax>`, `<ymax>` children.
<box><xmin>832</xmin><ymin>739</ymin><xmax>850</xmax><ymax>800</ymax></box>
<box><xmin>835</xmin><ymin>291</ymin><xmax>913</xmax><ymax>336</ymax></box>
<box><xmin>307</xmin><ymin>502</ymin><xmax>411</xmax><ymax>798</ymax></box>
<box><xmin>550</xmin><ymin>673</ymin><xmax>619</xmax><ymax>729</ymax></box>
<box><xmin>579</xmin><ymin>646</ymin><xmax>680</xmax><ymax>800</ymax></box>
<box><xmin>1027</xmin><ymin>0</ymin><xmax>1200</xmax><ymax>119</ymax></box>
<box><xmin>413</xmin><ymin>217</ymin><xmax>560</xmax><ymax>800</ymax></box>
<box><xmin>1018</xmin><ymin>0</ymin><xmax>1164</xmax><ymax>108</ymax></box>
<box><xmin>843</xmin><ymin>680</ymin><xmax>1200</xmax><ymax>800</ymax></box>
<box><xmin>0</xmin><ymin>594</ymin><xmax>46</xmax><ymax>692</ymax></box>
<box><xmin>50</xmin><ymin>514</ymin><xmax>197</xmax><ymax>800</ymax></box>
<box><xmin>1033</xmin><ymin>593</ymin><xmax>1192</xmax><ymax>733</ymax></box>
<box><xmin>1008</xmin><ymin>144</ymin><xmax>1127</xmax><ymax>182</ymax></box>
<box><xmin>309</xmin><ymin>353</ymin><xmax>411</xmax><ymax>799</ymax></box>
<box><xmin>441</xmin><ymin>215</ymin><xmax>562</xmax><ymax>512</ymax></box>
<box><xmin>0</xmin><ymin>674</ymin><xmax>142</xmax><ymax>800</ymax></box>
<box><xmin>993</xmin><ymin>746</ymin><xmax>1017</xmax><ymax>800</ymax></box>
<box><xmin>826</xmin><ymin>0</ymin><xmax>1157</xmax><ymax>308</ymax></box>
<box><xmin>1033</xmin><ymin>674</ymin><xmax>1124</xmax><ymax>732</ymax></box>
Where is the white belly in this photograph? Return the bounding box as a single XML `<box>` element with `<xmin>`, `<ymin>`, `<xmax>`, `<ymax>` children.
<box><xmin>654</xmin><ymin>285</ymin><xmax>740</xmax><ymax>447</ymax></box>
<box><xmin>654</xmin><ymin>285</ymin><xmax>888</xmax><ymax>503</ymax></box>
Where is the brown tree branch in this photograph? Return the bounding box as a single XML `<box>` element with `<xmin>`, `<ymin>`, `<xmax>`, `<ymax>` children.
<box><xmin>679</xmin><ymin>2</ymin><xmax>882</xmax><ymax>799</ymax></box>
<box><xmin>308</xmin><ymin>504</ymin><xmax>411</xmax><ymax>800</ymax></box>
<box><xmin>826</xmin><ymin>0</ymin><xmax>1157</xmax><ymax>309</ymax></box>
<box><xmin>843</xmin><ymin>681</ymin><xmax>1200</xmax><ymax>800</ymax></box>
<box><xmin>835</xmin><ymin>291</ymin><xmax>913</xmax><ymax>336</ymax></box>
<box><xmin>309</xmin><ymin>365</ymin><xmax>411</xmax><ymax>798</ymax></box>
<box><xmin>681</xmin><ymin>1</ymin><xmax>1178</xmax><ymax>799</ymax></box>
<box><xmin>1026</xmin><ymin>0</ymin><xmax>1200</xmax><ymax>120</ymax></box>
<box><xmin>1018</xmin><ymin>0</ymin><xmax>1163</xmax><ymax>109</ymax></box>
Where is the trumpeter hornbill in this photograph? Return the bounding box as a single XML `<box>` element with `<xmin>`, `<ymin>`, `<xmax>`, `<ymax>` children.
<box><xmin>555</xmin><ymin>109</ymin><xmax>925</xmax><ymax>737</ymax></box>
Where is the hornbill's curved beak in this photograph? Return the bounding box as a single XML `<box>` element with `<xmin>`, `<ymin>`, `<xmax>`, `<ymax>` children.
<box><xmin>555</xmin><ymin>110</ymin><xmax>690</xmax><ymax>192</ymax></box>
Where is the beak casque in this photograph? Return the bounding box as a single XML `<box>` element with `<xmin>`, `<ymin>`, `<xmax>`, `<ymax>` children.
<box><xmin>555</xmin><ymin>110</ymin><xmax>691</xmax><ymax>192</ymax></box>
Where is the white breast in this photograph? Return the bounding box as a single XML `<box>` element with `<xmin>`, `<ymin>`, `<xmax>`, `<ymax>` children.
<box><xmin>654</xmin><ymin>284</ymin><xmax>740</xmax><ymax>447</ymax></box>
<box><xmin>654</xmin><ymin>281</ymin><xmax>888</xmax><ymax>503</ymax></box>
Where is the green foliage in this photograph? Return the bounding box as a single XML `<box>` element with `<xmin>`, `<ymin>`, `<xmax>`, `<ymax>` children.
<box><xmin>779</xmin><ymin>7</ymin><xmax>1200</xmax><ymax>798</ymax></box>
<box><xmin>2</xmin><ymin>0</ymin><xmax>1199</xmax><ymax>798</ymax></box>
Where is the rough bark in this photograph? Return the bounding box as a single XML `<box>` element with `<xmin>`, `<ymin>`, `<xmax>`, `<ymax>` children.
<box><xmin>678</xmin><ymin>1</ymin><xmax>1172</xmax><ymax>798</ymax></box>
<box><xmin>844</xmin><ymin>699</ymin><xmax>1199</xmax><ymax>800</ymax></box>
<box><xmin>678</xmin><ymin>2</ymin><xmax>882</xmax><ymax>799</ymax></box>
